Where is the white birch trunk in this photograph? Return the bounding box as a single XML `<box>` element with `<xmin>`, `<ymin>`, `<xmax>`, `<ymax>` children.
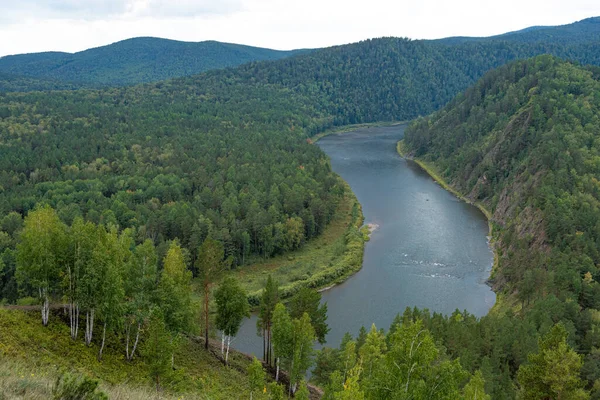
<box><xmin>85</xmin><ymin>309</ymin><xmax>95</xmax><ymax>346</ymax></box>
<box><xmin>125</xmin><ymin>321</ymin><xmax>131</xmax><ymax>360</ymax></box>
<box><xmin>225</xmin><ymin>335</ymin><xmax>231</xmax><ymax>364</ymax></box>
<box><xmin>98</xmin><ymin>322</ymin><xmax>107</xmax><ymax>361</ymax></box>
<box><xmin>74</xmin><ymin>304</ymin><xmax>79</xmax><ymax>339</ymax></box>
<box><xmin>130</xmin><ymin>322</ymin><xmax>141</xmax><ymax>360</ymax></box>
<box><xmin>40</xmin><ymin>287</ymin><xmax>49</xmax><ymax>326</ymax></box>
<box><xmin>275</xmin><ymin>357</ymin><xmax>280</xmax><ymax>382</ymax></box>
<box><xmin>221</xmin><ymin>331</ymin><xmax>225</xmax><ymax>355</ymax></box>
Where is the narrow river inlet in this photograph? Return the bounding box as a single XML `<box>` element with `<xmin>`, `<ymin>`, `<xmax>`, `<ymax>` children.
<box><xmin>234</xmin><ymin>124</ymin><xmax>496</xmax><ymax>355</ymax></box>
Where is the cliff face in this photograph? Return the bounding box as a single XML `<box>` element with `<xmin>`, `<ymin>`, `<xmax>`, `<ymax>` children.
<box><xmin>404</xmin><ymin>55</ymin><xmax>600</xmax><ymax>304</ymax></box>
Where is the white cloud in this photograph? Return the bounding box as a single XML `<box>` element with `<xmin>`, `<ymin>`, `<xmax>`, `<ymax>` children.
<box><xmin>0</xmin><ymin>0</ymin><xmax>598</xmax><ymax>56</ymax></box>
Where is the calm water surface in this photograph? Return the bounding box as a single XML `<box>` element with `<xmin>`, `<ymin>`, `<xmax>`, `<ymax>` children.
<box><xmin>234</xmin><ymin>124</ymin><xmax>495</xmax><ymax>355</ymax></box>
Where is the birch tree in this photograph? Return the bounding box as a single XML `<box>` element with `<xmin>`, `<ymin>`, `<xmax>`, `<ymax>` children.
<box><xmin>124</xmin><ymin>239</ymin><xmax>157</xmax><ymax>361</ymax></box>
<box><xmin>271</xmin><ymin>303</ymin><xmax>292</xmax><ymax>382</ymax></box>
<box><xmin>16</xmin><ymin>205</ymin><xmax>66</xmax><ymax>326</ymax></box>
<box><xmin>196</xmin><ymin>237</ymin><xmax>226</xmax><ymax>350</ymax></box>
<box><xmin>81</xmin><ymin>224</ymin><xmax>105</xmax><ymax>346</ymax></box>
<box><xmin>64</xmin><ymin>218</ymin><xmax>97</xmax><ymax>340</ymax></box>
<box><xmin>289</xmin><ymin>312</ymin><xmax>316</xmax><ymax>396</ymax></box>
<box><xmin>215</xmin><ymin>276</ymin><xmax>250</xmax><ymax>364</ymax></box>
<box><xmin>158</xmin><ymin>241</ymin><xmax>194</xmax><ymax>366</ymax></box>
<box><xmin>96</xmin><ymin>227</ymin><xmax>127</xmax><ymax>361</ymax></box>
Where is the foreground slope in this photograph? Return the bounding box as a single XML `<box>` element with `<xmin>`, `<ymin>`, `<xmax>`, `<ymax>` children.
<box><xmin>0</xmin><ymin>37</ymin><xmax>309</xmax><ymax>86</ymax></box>
<box><xmin>402</xmin><ymin>55</ymin><xmax>600</xmax><ymax>397</ymax></box>
<box><xmin>0</xmin><ymin>308</ymin><xmax>255</xmax><ymax>399</ymax></box>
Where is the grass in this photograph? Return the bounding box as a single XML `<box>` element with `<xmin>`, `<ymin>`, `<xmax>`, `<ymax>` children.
<box><xmin>229</xmin><ymin>179</ymin><xmax>367</xmax><ymax>307</ymax></box>
<box><xmin>0</xmin><ymin>358</ymin><xmax>176</xmax><ymax>400</ymax></box>
<box><xmin>310</xmin><ymin>120</ymin><xmax>406</xmax><ymax>143</ymax></box>
<box><xmin>0</xmin><ymin>307</ymin><xmax>255</xmax><ymax>399</ymax></box>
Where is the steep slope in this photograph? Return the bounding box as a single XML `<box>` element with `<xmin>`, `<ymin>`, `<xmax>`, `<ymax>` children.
<box><xmin>403</xmin><ymin>54</ymin><xmax>600</xmax><ymax>368</ymax></box>
<box><xmin>0</xmin><ymin>37</ymin><xmax>309</xmax><ymax>86</ymax></box>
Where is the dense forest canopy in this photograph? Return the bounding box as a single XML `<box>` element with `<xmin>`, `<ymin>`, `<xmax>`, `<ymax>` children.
<box><xmin>0</xmin><ymin>38</ymin><xmax>310</xmax><ymax>86</ymax></box>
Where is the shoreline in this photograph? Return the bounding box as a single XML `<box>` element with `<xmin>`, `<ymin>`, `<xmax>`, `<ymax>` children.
<box><xmin>396</xmin><ymin>139</ymin><xmax>500</xmax><ymax>302</ymax></box>
<box><xmin>310</xmin><ymin>120</ymin><xmax>406</xmax><ymax>143</ymax></box>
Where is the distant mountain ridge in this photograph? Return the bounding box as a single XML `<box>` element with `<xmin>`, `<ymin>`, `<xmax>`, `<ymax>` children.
<box><xmin>435</xmin><ymin>16</ymin><xmax>600</xmax><ymax>45</ymax></box>
<box><xmin>0</xmin><ymin>37</ymin><xmax>310</xmax><ymax>86</ymax></box>
<box><xmin>0</xmin><ymin>16</ymin><xmax>599</xmax><ymax>92</ymax></box>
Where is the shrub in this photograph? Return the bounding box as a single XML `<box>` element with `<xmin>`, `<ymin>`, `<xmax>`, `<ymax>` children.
<box><xmin>52</xmin><ymin>372</ymin><xmax>107</xmax><ymax>400</ymax></box>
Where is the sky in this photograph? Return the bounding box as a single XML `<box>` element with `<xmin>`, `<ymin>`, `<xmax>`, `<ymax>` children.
<box><xmin>0</xmin><ymin>0</ymin><xmax>598</xmax><ymax>57</ymax></box>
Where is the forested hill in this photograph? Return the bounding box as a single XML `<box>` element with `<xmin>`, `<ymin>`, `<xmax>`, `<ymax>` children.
<box><xmin>217</xmin><ymin>31</ymin><xmax>600</xmax><ymax>126</ymax></box>
<box><xmin>0</xmin><ymin>37</ymin><xmax>309</xmax><ymax>86</ymax></box>
<box><xmin>437</xmin><ymin>16</ymin><xmax>600</xmax><ymax>44</ymax></box>
<box><xmin>1</xmin><ymin>17</ymin><xmax>599</xmax><ymax>93</ymax></box>
<box><xmin>402</xmin><ymin>56</ymin><xmax>600</xmax><ymax>396</ymax></box>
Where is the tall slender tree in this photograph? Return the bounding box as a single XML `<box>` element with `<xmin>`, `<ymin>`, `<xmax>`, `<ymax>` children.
<box><xmin>16</xmin><ymin>205</ymin><xmax>66</xmax><ymax>326</ymax></box>
<box><xmin>196</xmin><ymin>237</ymin><xmax>226</xmax><ymax>350</ymax></box>
<box><xmin>96</xmin><ymin>227</ymin><xmax>127</xmax><ymax>361</ymax></box>
<box><xmin>271</xmin><ymin>303</ymin><xmax>292</xmax><ymax>382</ymax></box>
<box><xmin>215</xmin><ymin>276</ymin><xmax>250</xmax><ymax>364</ymax></box>
<box><xmin>158</xmin><ymin>241</ymin><xmax>194</xmax><ymax>366</ymax></box>
<box><xmin>124</xmin><ymin>239</ymin><xmax>158</xmax><ymax>361</ymax></box>
<box><xmin>257</xmin><ymin>275</ymin><xmax>278</xmax><ymax>364</ymax></box>
<box><xmin>288</xmin><ymin>286</ymin><xmax>329</xmax><ymax>344</ymax></box>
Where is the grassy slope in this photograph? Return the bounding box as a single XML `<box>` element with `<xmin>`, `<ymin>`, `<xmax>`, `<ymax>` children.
<box><xmin>0</xmin><ymin>308</ymin><xmax>254</xmax><ymax>399</ymax></box>
<box><xmin>232</xmin><ymin>178</ymin><xmax>367</xmax><ymax>305</ymax></box>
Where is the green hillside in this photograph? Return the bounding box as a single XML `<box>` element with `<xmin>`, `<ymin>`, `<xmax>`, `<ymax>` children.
<box><xmin>437</xmin><ymin>16</ymin><xmax>600</xmax><ymax>44</ymax></box>
<box><xmin>398</xmin><ymin>55</ymin><xmax>600</xmax><ymax>398</ymax></box>
<box><xmin>0</xmin><ymin>37</ymin><xmax>309</xmax><ymax>86</ymax></box>
<box><xmin>1</xmin><ymin>17</ymin><xmax>599</xmax><ymax>93</ymax></box>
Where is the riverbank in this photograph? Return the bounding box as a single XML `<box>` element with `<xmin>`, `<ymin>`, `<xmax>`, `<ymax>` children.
<box><xmin>310</xmin><ymin>121</ymin><xmax>406</xmax><ymax>143</ymax></box>
<box><xmin>396</xmin><ymin>139</ymin><xmax>500</xmax><ymax>295</ymax></box>
<box><xmin>231</xmin><ymin>178</ymin><xmax>368</xmax><ymax>307</ymax></box>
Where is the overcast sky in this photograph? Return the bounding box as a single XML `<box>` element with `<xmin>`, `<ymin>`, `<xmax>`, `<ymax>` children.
<box><xmin>0</xmin><ymin>0</ymin><xmax>598</xmax><ymax>57</ymax></box>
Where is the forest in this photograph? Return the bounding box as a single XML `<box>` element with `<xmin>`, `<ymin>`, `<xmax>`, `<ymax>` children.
<box><xmin>1</xmin><ymin>15</ymin><xmax>600</xmax><ymax>400</ymax></box>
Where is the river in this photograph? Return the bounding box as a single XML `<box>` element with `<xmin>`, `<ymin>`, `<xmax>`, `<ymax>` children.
<box><xmin>233</xmin><ymin>124</ymin><xmax>495</xmax><ymax>356</ymax></box>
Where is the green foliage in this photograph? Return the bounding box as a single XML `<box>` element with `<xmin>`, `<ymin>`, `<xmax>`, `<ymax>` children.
<box><xmin>517</xmin><ymin>324</ymin><xmax>589</xmax><ymax>399</ymax></box>
<box><xmin>52</xmin><ymin>371</ymin><xmax>107</xmax><ymax>400</ymax></box>
<box><xmin>288</xmin><ymin>286</ymin><xmax>329</xmax><ymax>344</ymax></box>
<box><xmin>247</xmin><ymin>357</ymin><xmax>266</xmax><ymax>398</ymax></box>
<box><xmin>463</xmin><ymin>371</ymin><xmax>490</xmax><ymax>400</ymax></box>
<box><xmin>295</xmin><ymin>380</ymin><xmax>310</xmax><ymax>400</ymax></box>
<box><xmin>318</xmin><ymin>319</ymin><xmax>478</xmax><ymax>400</ymax></box>
<box><xmin>159</xmin><ymin>241</ymin><xmax>194</xmax><ymax>335</ymax></box>
<box><xmin>267</xmin><ymin>382</ymin><xmax>285</xmax><ymax>400</ymax></box>
<box><xmin>142</xmin><ymin>310</ymin><xmax>176</xmax><ymax>391</ymax></box>
<box><xmin>215</xmin><ymin>276</ymin><xmax>250</xmax><ymax>337</ymax></box>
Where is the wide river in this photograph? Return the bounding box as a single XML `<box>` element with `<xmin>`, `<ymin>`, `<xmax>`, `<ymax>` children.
<box><xmin>234</xmin><ymin>124</ymin><xmax>495</xmax><ymax>355</ymax></box>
